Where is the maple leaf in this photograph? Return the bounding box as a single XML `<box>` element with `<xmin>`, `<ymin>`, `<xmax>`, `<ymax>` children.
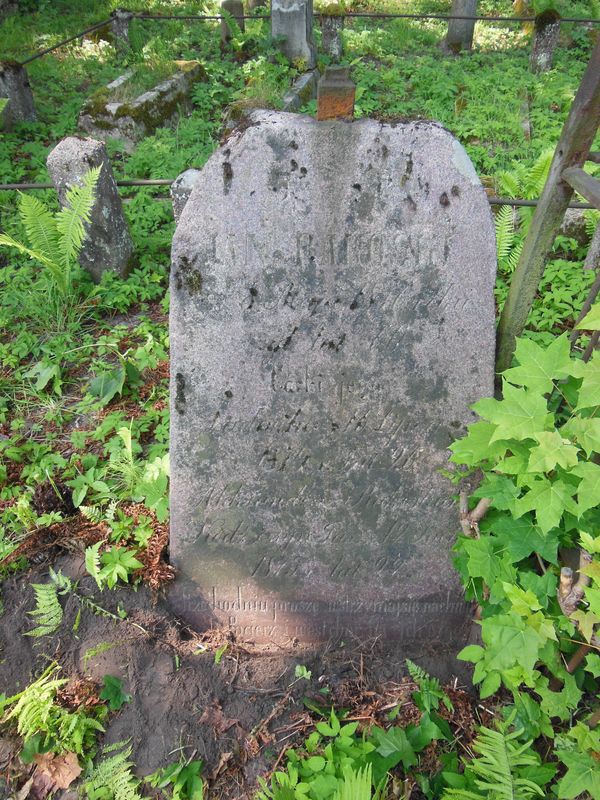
<box><xmin>473</xmin><ymin>383</ymin><xmax>550</xmax><ymax>443</ymax></box>
<box><xmin>572</xmin><ymin>461</ymin><xmax>600</xmax><ymax>516</ymax></box>
<box><xmin>527</xmin><ymin>431</ymin><xmax>579</xmax><ymax>473</ymax></box>
<box><xmin>556</xmin><ymin>750</ymin><xmax>600</xmax><ymax>798</ymax></box>
<box><xmin>484</xmin><ymin>514</ymin><xmax>558</xmax><ymax>564</ymax></box>
<box><xmin>503</xmin><ymin>333</ymin><xmax>576</xmax><ymax>394</ymax></box>
<box><xmin>515</xmin><ymin>478</ymin><xmax>578</xmax><ymax>534</ymax></box>
<box><xmin>575</xmin><ymin>352</ymin><xmax>600</xmax><ymax>411</ymax></box>
<box><xmin>448</xmin><ymin>420</ymin><xmax>509</xmax><ymax>466</ymax></box>
<box><xmin>561</xmin><ymin>417</ymin><xmax>600</xmax><ymax>457</ymax></box>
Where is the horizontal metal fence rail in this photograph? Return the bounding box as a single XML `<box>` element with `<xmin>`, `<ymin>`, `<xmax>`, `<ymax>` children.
<box><xmin>0</xmin><ymin>180</ymin><xmax>595</xmax><ymax>209</ymax></box>
<box><xmin>14</xmin><ymin>8</ymin><xmax>600</xmax><ymax>65</ymax></box>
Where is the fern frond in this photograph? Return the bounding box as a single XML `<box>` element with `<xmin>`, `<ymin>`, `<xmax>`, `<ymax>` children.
<box><xmin>83</xmin><ymin>741</ymin><xmax>142</xmax><ymax>800</ymax></box>
<box><xmin>0</xmin><ymin>232</ymin><xmax>67</xmax><ymax>293</ymax></box>
<box><xmin>496</xmin><ymin>171</ymin><xmax>521</xmax><ymax>199</ymax></box>
<box><xmin>55</xmin><ymin>166</ymin><xmax>101</xmax><ymax>271</ymax></box>
<box><xmin>523</xmin><ymin>151</ymin><xmax>552</xmax><ymax>200</ymax></box>
<box><xmin>332</xmin><ymin>766</ymin><xmax>373</xmax><ymax>800</ymax></box>
<box><xmin>85</xmin><ymin>540</ymin><xmax>104</xmax><ymax>589</ymax></box>
<box><xmin>4</xmin><ymin>666</ymin><xmax>67</xmax><ymax>737</ymax></box>
<box><xmin>18</xmin><ymin>192</ymin><xmax>60</xmax><ymax>262</ymax></box>
<box><xmin>495</xmin><ymin>205</ymin><xmax>517</xmax><ymax>262</ymax></box>
<box><xmin>584</xmin><ymin>210</ymin><xmax>599</xmax><ymax>238</ymax></box>
<box><xmin>25</xmin><ymin>581</ymin><xmax>63</xmax><ymax>638</ymax></box>
<box><xmin>443</xmin><ymin>720</ymin><xmax>545</xmax><ymax>800</ymax></box>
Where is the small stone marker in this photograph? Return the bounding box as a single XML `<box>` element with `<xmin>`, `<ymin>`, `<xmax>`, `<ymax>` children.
<box><xmin>530</xmin><ymin>11</ymin><xmax>561</xmax><ymax>74</ymax></box>
<box><xmin>47</xmin><ymin>137</ymin><xmax>134</xmax><ymax>282</ymax></box>
<box><xmin>169</xmin><ymin>110</ymin><xmax>497</xmax><ymax>647</ymax></box>
<box><xmin>171</xmin><ymin>168</ymin><xmax>201</xmax><ymax>224</ymax></box>
<box><xmin>272</xmin><ymin>0</ymin><xmax>316</xmax><ymax>67</ymax></box>
<box><xmin>0</xmin><ymin>61</ymin><xmax>36</xmax><ymax>131</ymax></box>
<box><xmin>111</xmin><ymin>9</ymin><xmax>134</xmax><ymax>57</ymax></box>
<box><xmin>220</xmin><ymin>0</ymin><xmax>245</xmax><ymax>46</ymax></box>
<box><xmin>320</xmin><ymin>14</ymin><xmax>344</xmax><ymax>61</ymax></box>
<box><xmin>317</xmin><ymin>66</ymin><xmax>355</xmax><ymax>121</ymax></box>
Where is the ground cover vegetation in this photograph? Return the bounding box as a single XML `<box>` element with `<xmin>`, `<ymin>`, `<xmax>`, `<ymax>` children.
<box><xmin>1</xmin><ymin>0</ymin><xmax>600</xmax><ymax>796</ymax></box>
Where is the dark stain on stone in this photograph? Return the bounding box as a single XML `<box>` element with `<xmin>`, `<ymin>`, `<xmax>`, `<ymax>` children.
<box><xmin>224</xmin><ymin>389</ymin><xmax>233</xmax><ymax>399</ymax></box>
<box><xmin>439</xmin><ymin>192</ymin><xmax>450</xmax><ymax>207</ymax></box>
<box><xmin>405</xmin><ymin>195</ymin><xmax>417</xmax><ymax>211</ymax></box>
<box><xmin>268</xmin><ymin>326</ymin><xmax>298</xmax><ymax>352</ymax></box>
<box><xmin>290</xmin><ymin>159</ymin><xmax>298</xmax><ymax>171</ymax></box>
<box><xmin>174</xmin><ymin>256</ymin><xmax>202</xmax><ymax>295</ymax></box>
<box><xmin>223</xmin><ymin>161</ymin><xmax>233</xmax><ymax>194</ymax></box>
<box><xmin>321</xmin><ymin>333</ymin><xmax>346</xmax><ymax>352</ymax></box>
<box><xmin>349</xmin><ymin>290</ymin><xmax>363</xmax><ymax>310</ymax></box>
<box><xmin>451</xmin><ymin>185</ymin><xmax>460</xmax><ymax>197</ymax></box>
<box><xmin>300</xmin><ymin>167</ymin><xmax>307</xmax><ymax>178</ymax></box>
<box><xmin>381</xmin><ymin>144</ymin><xmax>389</xmax><ymax>158</ymax></box>
<box><xmin>248</xmin><ymin>286</ymin><xmax>257</xmax><ymax>309</ymax></box>
<box><xmin>175</xmin><ymin>373</ymin><xmax>186</xmax><ymax>415</ymax></box>
<box><xmin>289</xmin><ymin>139</ymin><xmax>298</xmax><ymax>149</ymax></box>
<box><xmin>444</xmin><ymin>242</ymin><xmax>450</xmax><ymax>260</ymax></box>
<box><xmin>352</xmin><ymin>183</ymin><xmax>361</xmax><ymax>191</ymax></box>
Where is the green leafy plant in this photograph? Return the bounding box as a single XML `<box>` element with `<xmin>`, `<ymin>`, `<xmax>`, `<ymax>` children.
<box><xmin>0</xmin><ymin>167</ymin><xmax>100</xmax><ymax>330</ymax></box>
<box><xmin>1</xmin><ymin>665</ymin><xmax>105</xmax><ymax>758</ymax></box>
<box><xmin>99</xmin><ymin>676</ymin><xmax>132</xmax><ymax>712</ymax></box>
<box><xmin>25</xmin><ymin>567</ymin><xmax>72</xmax><ymax>638</ymax></box>
<box><xmin>441</xmin><ymin>716</ymin><xmax>551</xmax><ymax>800</ymax></box>
<box><xmin>85</xmin><ymin>542</ymin><xmax>144</xmax><ymax>590</ymax></box>
<box><xmin>146</xmin><ymin>756</ymin><xmax>205</xmax><ymax>800</ymax></box>
<box><xmin>83</xmin><ymin>740</ymin><xmax>142</xmax><ymax>800</ymax></box>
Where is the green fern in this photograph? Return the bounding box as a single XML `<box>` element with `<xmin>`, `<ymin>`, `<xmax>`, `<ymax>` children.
<box><xmin>85</xmin><ymin>540</ymin><xmax>104</xmax><ymax>589</ymax></box>
<box><xmin>442</xmin><ymin>719</ymin><xmax>545</xmax><ymax>800</ymax></box>
<box><xmin>2</xmin><ymin>665</ymin><xmax>104</xmax><ymax>757</ymax></box>
<box><xmin>495</xmin><ymin>205</ymin><xmax>516</xmax><ymax>263</ymax></box>
<box><xmin>406</xmin><ymin>659</ymin><xmax>453</xmax><ymax>713</ymax></box>
<box><xmin>0</xmin><ymin>166</ymin><xmax>100</xmax><ymax>298</ymax></box>
<box><xmin>83</xmin><ymin>741</ymin><xmax>142</xmax><ymax>800</ymax></box>
<box><xmin>332</xmin><ymin>766</ymin><xmax>384</xmax><ymax>800</ymax></box>
<box><xmin>26</xmin><ymin>583</ymin><xmax>63</xmax><ymax>638</ymax></box>
<box><xmin>25</xmin><ymin>568</ymin><xmax>74</xmax><ymax>638</ymax></box>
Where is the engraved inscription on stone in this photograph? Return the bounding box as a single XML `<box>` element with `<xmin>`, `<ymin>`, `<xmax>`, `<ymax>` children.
<box><xmin>169</xmin><ymin>111</ymin><xmax>496</xmax><ymax>645</ymax></box>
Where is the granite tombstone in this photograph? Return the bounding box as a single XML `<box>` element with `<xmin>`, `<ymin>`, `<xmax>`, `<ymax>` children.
<box><xmin>169</xmin><ymin>111</ymin><xmax>496</xmax><ymax>647</ymax></box>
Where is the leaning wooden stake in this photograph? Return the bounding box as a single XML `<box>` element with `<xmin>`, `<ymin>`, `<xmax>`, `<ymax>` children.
<box><xmin>496</xmin><ymin>38</ymin><xmax>600</xmax><ymax>375</ymax></box>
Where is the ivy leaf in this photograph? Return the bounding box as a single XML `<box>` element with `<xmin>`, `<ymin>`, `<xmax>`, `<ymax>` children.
<box><xmin>480</xmin><ymin>613</ymin><xmax>545</xmax><ymax>674</ymax></box>
<box><xmin>575</xmin><ymin>352</ymin><xmax>600</xmax><ymax>411</ymax></box>
<box><xmin>556</xmin><ymin>750</ymin><xmax>600</xmax><ymax>798</ymax></box>
<box><xmin>472</xmin><ymin>474</ymin><xmax>519</xmax><ymax>513</ymax></box>
<box><xmin>99</xmin><ymin>675</ymin><xmax>131</xmax><ymax>711</ymax></box>
<box><xmin>561</xmin><ymin>417</ymin><xmax>600</xmax><ymax>457</ymax></box>
<box><xmin>527</xmin><ymin>431</ymin><xmax>579</xmax><ymax>473</ymax></box>
<box><xmin>485</xmin><ymin>514</ymin><xmax>558</xmax><ymax>564</ymax></box>
<box><xmin>572</xmin><ymin>461</ymin><xmax>600</xmax><ymax>516</ymax></box>
<box><xmin>448</xmin><ymin>421</ymin><xmax>508</xmax><ymax>466</ymax></box>
<box><xmin>515</xmin><ymin>478</ymin><xmax>578</xmax><ymax>534</ymax></box>
<box><xmin>473</xmin><ymin>383</ymin><xmax>550</xmax><ymax>443</ymax></box>
<box><xmin>503</xmin><ymin>333</ymin><xmax>575</xmax><ymax>394</ymax></box>
<box><xmin>461</xmin><ymin>537</ymin><xmax>498</xmax><ymax>586</ymax></box>
<box><xmin>537</xmin><ymin>673</ymin><xmax>582</xmax><ymax>721</ymax></box>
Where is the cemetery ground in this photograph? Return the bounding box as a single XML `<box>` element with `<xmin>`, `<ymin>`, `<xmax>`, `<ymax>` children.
<box><xmin>1</xmin><ymin>0</ymin><xmax>600</xmax><ymax>798</ymax></box>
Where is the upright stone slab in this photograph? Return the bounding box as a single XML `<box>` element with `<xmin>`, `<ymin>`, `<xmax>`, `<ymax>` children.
<box><xmin>0</xmin><ymin>62</ymin><xmax>36</xmax><ymax>131</ymax></box>
<box><xmin>47</xmin><ymin>137</ymin><xmax>134</xmax><ymax>282</ymax></box>
<box><xmin>170</xmin><ymin>111</ymin><xmax>496</xmax><ymax>647</ymax></box>
<box><xmin>272</xmin><ymin>0</ymin><xmax>316</xmax><ymax>67</ymax></box>
<box><xmin>171</xmin><ymin>168</ymin><xmax>201</xmax><ymax>224</ymax></box>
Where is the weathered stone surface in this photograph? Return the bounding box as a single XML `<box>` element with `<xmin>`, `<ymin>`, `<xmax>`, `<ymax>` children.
<box><xmin>47</xmin><ymin>136</ymin><xmax>134</xmax><ymax>282</ymax></box>
<box><xmin>282</xmin><ymin>69</ymin><xmax>319</xmax><ymax>112</ymax></box>
<box><xmin>321</xmin><ymin>15</ymin><xmax>344</xmax><ymax>61</ymax></box>
<box><xmin>444</xmin><ymin>0</ymin><xmax>477</xmax><ymax>53</ymax></box>
<box><xmin>171</xmin><ymin>168</ymin><xmax>201</xmax><ymax>224</ymax></box>
<box><xmin>169</xmin><ymin>111</ymin><xmax>496</xmax><ymax>647</ymax></box>
<box><xmin>111</xmin><ymin>9</ymin><xmax>133</xmax><ymax>57</ymax></box>
<box><xmin>78</xmin><ymin>62</ymin><xmax>205</xmax><ymax>152</ymax></box>
<box><xmin>272</xmin><ymin>0</ymin><xmax>316</xmax><ymax>67</ymax></box>
<box><xmin>530</xmin><ymin>11</ymin><xmax>561</xmax><ymax>74</ymax></box>
<box><xmin>317</xmin><ymin>66</ymin><xmax>355</xmax><ymax>121</ymax></box>
<box><xmin>0</xmin><ymin>61</ymin><xmax>36</xmax><ymax>130</ymax></box>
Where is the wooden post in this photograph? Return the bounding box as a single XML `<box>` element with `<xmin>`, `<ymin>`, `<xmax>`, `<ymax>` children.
<box><xmin>496</xmin><ymin>38</ymin><xmax>600</xmax><ymax>376</ymax></box>
<box><xmin>444</xmin><ymin>0</ymin><xmax>477</xmax><ymax>53</ymax></box>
